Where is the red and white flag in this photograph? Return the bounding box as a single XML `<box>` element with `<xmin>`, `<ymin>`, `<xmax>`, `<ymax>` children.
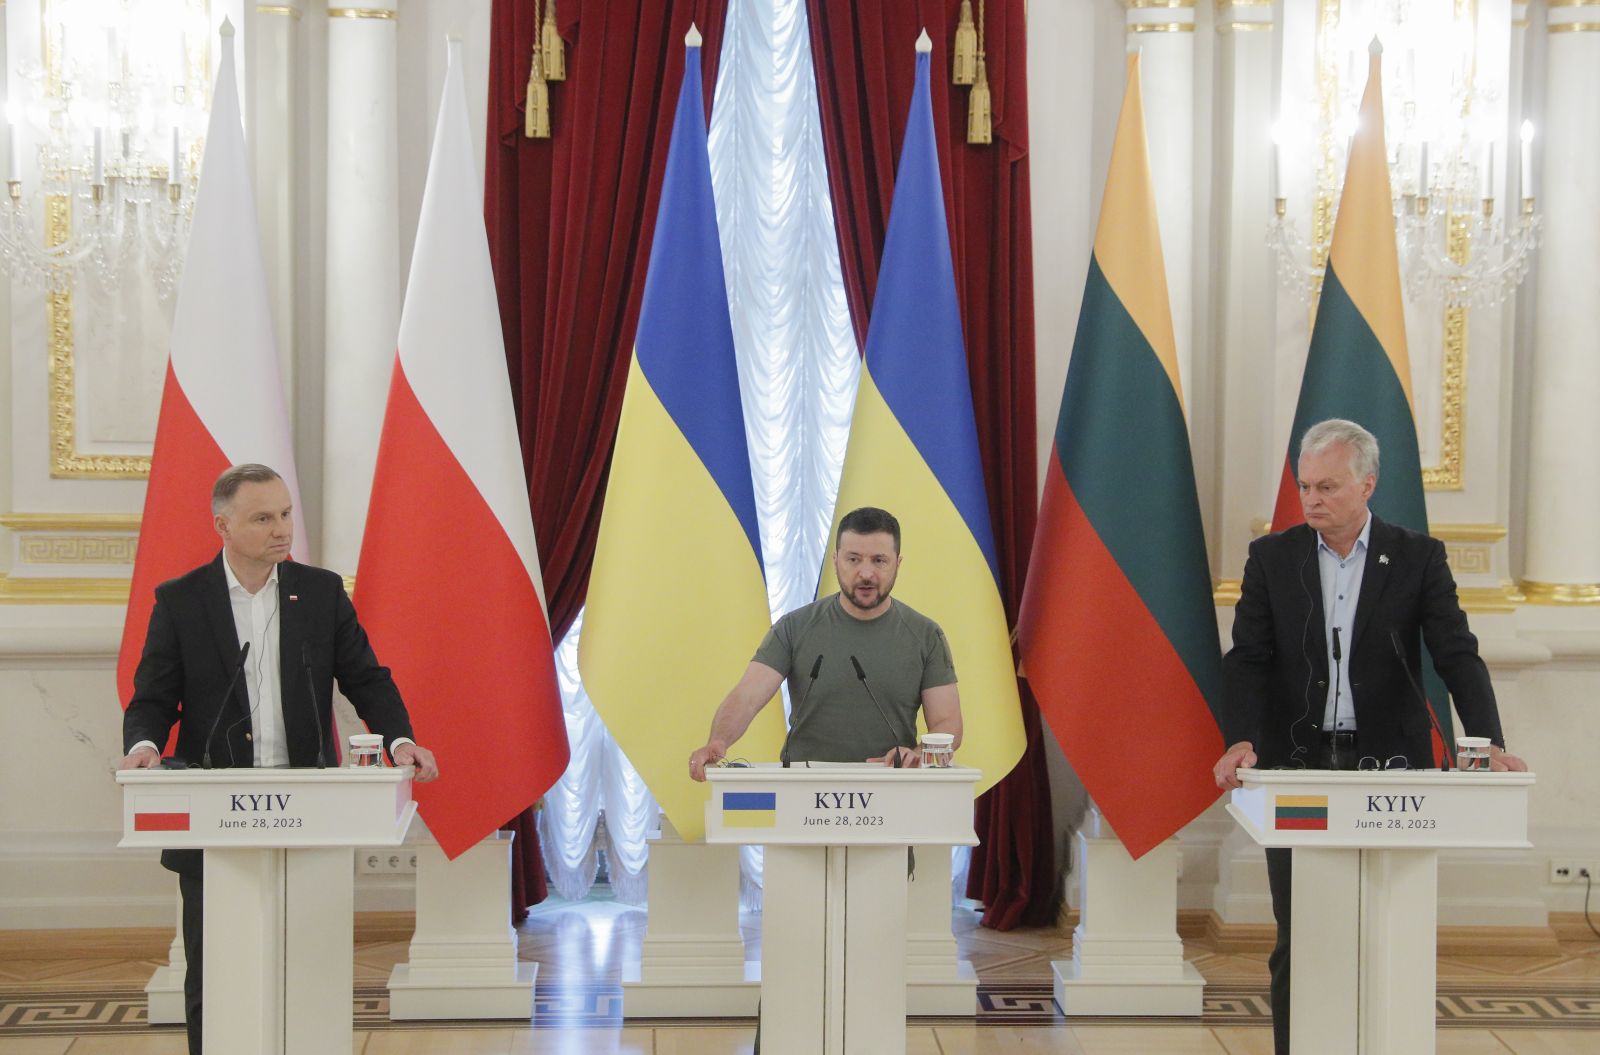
<box><xmin>354</xmin><ymin>40</ymin><xmax>568</xmax><ymax>858</ymax></box>
<box><xmin>117</xmin><ymin>21</ymin><xmax>305</xmax><ymax>706</ymax></box>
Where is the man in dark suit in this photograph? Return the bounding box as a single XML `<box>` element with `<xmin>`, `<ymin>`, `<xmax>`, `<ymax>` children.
<box><xmin>1212</xmin><ymin>419</ymin><xmax>1525</xmax><ymax>1055</ymax></box>
<box><xmin>119</xmin><ymin>463</ymin><xmax>439</xmax><ymax>1054</ymax></box>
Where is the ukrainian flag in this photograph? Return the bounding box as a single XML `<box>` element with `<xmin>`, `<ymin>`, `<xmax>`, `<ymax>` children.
<box><xmin>579</xmin><ymin>33</ymin><xmax>784</xmax><ymax>843</ymax></box>
<box><xmin>825</xmin><ymin>38</ymin><xmax>1026</xmax><ymax>797</ymax></box>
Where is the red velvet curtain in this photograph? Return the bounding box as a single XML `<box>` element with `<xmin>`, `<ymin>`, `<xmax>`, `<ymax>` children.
<box><xmin>806</xmin><ymin>0</ymin><xmax>1056</xmax><ymax>929</ymax></box>
<box><xmin>484</xmin><ymin>0</ymin><xmax>729</xmax><ymax>920</ymax></box>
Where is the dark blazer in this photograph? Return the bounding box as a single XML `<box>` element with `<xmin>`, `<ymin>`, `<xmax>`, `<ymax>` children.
<box><xmin>1222</xmin><ymin>514</ymin><xmax>1503</xmax><ymax>769</ymax></box>
<box><xmin>124</xmin><ymin>554</ymin><xmax>414</xmax><ymax>870</ymax></box>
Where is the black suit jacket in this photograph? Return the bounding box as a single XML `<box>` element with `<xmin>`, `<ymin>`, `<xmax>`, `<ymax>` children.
<box><xmin>124</xmin><ymin>555</ymin><xmax>414</xmax><ymax>871</ymax></box>
<box><xmin>1221</xmin><ymin>515</ymin><xmax>1503</xmax><ymax>769</ymax></box>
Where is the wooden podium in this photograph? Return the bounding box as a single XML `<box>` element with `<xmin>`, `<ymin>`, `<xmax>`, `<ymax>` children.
<box><xmin>1228</xmin><ymin>768</ymin><xmax>1533</xmax><ymax>1055</ymax></box>
<box><xmin>705</xmin><ymin>763</ymin><xmax>979</xmax><ymax>1055</ymax></box>
<box><xmin>117</xmin><ymin>766</ymin><xmax>416</xmax><ymax>1055</ymax></box>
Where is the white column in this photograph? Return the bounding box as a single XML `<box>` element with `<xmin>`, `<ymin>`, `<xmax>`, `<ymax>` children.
<box><xmin>1126</xmin><ymin>0</ymin><xmax>1197</xmax><ymax>399</ymax></box>
<box><xmin>1210</xmin><ymin>1</ymin><xmax>1278</xmax><ymax>584</ymax></box>
<box><xmin>1522</xmin><ymin>6</ymin><xmax>1600</xmax><ymax>602</ymax></box>
<box><xmin>254</xmin><ymin>3</ymin><xmax>301</xmax><ymax>424</ymax></box>
<box><xmin>623</xmin><ymin>816</ymin><xmax>759</xmax><ymax>1017</ymax></box>
<box><xmin>143</xmin><ymin>886</ymin><xmax>187</xmax><ymax>1024</ymax></box>
<box><xmin>904</xmin><ymin>847</ymin><xmax>977</xmax><ymax>1014</ymax></box>
<box><xmin>322</xmin><ymin>3</ymin><xmax>400</xmax><ymax>573</ymax></box>
<box><xmin>1054</xmin><ymin>806</ymin><xmax>1203</xmax><ymax>1016</ymax></box>
<box><xmin>388</xmin><ymin>832</ymin><xmax>536</xmax><ymax>1018</ymax></box>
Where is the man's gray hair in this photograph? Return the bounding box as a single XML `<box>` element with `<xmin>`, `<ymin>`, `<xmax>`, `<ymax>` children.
<box><xmin>211</xmin><ymin>464</ymin><xmax>283</xmax><ymax>515</ymax></box>
<box><xmin>1300</xmin><ymin>419</ymin><xmax>1380</xmax><ymax>481</ymax></box>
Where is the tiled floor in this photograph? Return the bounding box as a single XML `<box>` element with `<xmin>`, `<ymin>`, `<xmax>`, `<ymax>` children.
<box><xmin>2</xmin><ymin>894</ymin><xmax>1597</xmax><ymax>1053</ymax></box>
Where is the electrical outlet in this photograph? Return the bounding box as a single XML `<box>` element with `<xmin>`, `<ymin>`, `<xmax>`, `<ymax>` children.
<box><xmin>358</xmin><ymin>850</ymin><xmax>417</xmax><ymax>874</ymax></box>
<box><xmin>1549</xmin><ymin>859</ymin><xmax>1596</xmax><ymax>884</ymax></box>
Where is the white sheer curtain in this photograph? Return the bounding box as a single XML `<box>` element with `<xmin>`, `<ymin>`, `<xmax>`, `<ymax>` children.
<box><xmin>538</xmin><ymin>0</ymin><xmax>856</xmax><ymax>904</ymax></box>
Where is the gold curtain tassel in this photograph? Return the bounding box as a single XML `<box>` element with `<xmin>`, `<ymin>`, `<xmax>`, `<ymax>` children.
<box><xmin>953</xmin><ymin>0</ymin><xmax>977</xmax><ymax>84</ymax></box>
<box><xmin>542</xmin><ymin>0</ymin><xmax>566</xmax><ymax>81</ymax></box>
<box><xmin>525</xmin><ymin>47</ymin><xmax>551</xmax><ymax>139</ymax></box>
<box><xmin>967</xmin><ymin>57</ymin><xmax>992</xmax><ymax>144</ymax></box>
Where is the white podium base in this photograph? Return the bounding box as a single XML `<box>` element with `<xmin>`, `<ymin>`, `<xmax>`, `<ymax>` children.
<box><xmin>905</xmin><ymin>847</ymin><xmax>977</xmax><ymax>1016</ymax></box>
<box><xmin>623</xmin><ymin>817</ymin><xmax>760</xmax><ymax>1018</ymax></box>
<box><xmin>1053</xmin><ymin>815</ymin><xmax>1204</xmax><ymax>1018</ymax></box>
<box><xmin>144</xmin><ymin>896</ymin><xmax>186</xmax><ymax>1024</ymax></box>
<box><xmin>1053</xmin><ymin>959</ymin><xmax>1206</xmax><ymax>1016</ymax></box>
<box><xmin>388</xmin><ymin>962</ymin><xmax>539</xmax><ymax>1018</ymax></box>
<box><xmin>621</xmin><ymin>960</ymin><xmax>762</xmax><ymax>1017</ymax></box>
<box><xmin>386</xmin><ymin>833</ymin><xmax>535</xmax><ymax>1021</ymax></box>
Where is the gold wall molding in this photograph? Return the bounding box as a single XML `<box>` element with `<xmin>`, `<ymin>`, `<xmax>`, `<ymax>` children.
<box><xmin>1128</xmin><ymin>0</ymin><xmax>1196</xmax><ymax>7</ymax></box>
<box><xmin>257</xmin><ymin>4</ymin><xmax>304</xmax><ymax>16</ymax></box>
<box><xmin>0</xmin><ymin>573</ymin><xmax>130</xmax><ymax>605</ymax></box>
<box><xmin>45</xmin><ymin>194</ymin><xmax>152</xmax><ymax>480</ymax></box>
<box><xmin>1218</xmin><ymin>21</ymin><xmax>1274</xmax><ymax>31</ymax></box>
<box><xmin>1214</xmin><ymin>579</ymin><xmax>1243</xmax><ymax>606</ymax></box>
<box><xmin>1547</xmin><ymin>0</ymin><xmax>1596</xmax><ymax>7</ymax></box>
<box><xmin>1</xmin><ymin>513</ymin><xmax>141</xmax><ymax>532</ymax></box>
<box><xmin>1458</xmin><ymin>585</ymin><xmax>1524</xmax><ymax>613</ymax></box>
<box><xmin>1130</xmin><ymin>22</ymin><xmax>1197</xmax><ymax>31</ymax></box>
<box><xmin>1423</xmin><ymin>213</ymin><xmax>1471</xmax><ymax>490</ymax></box>
<box><xmin>1433</xmin><ymin>523</ymin><xmax>1507</xmax><ymax>543</ymax></box>
<box><xmin>1519</xmin><ymin>580</ymin><xmax>1600</xmax><ymax>604</ymax></box>
<box><xmin>19</xmin><ymin>536</ymin><xmax>138</xmax><ymax>564</ymax></box>
<box><xmin>1217</xmin><ymin>0</ymin><xmax>1274</xmax><ymax>7</ymax></box>
<box><xmin>327</xmin><ymin>7</ymin><xmax>397</xmax><ymax>18</ymax></box>
<box><xmin>1549</xmin><ymin>21</ymin><xmax>1600</xmax><ymax>30</ymax></box>
<box><xmin>1444</xmin><ymin>543</ymin><xmax>1492</xmax><ymax>576</ymax></box>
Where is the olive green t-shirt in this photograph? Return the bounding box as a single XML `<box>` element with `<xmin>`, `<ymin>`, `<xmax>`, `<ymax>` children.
<box><xmin>753</xmin><ymin>596</ymin><xmax>956</xmax><ymax>763</ymax></box>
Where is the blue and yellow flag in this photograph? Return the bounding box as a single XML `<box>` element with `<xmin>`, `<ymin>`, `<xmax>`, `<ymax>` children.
<box><xmin>579</xmin><ymin>35</ymin><xmax>784</xmax><ymax>842</ymax></box>
<box><xmin>825</xmin><ymin>40</ymin><xmax>1026</xmax><ymax>796</ymax></box>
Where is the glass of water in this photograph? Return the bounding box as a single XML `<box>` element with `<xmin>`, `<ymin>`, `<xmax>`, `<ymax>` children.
<box><xmin>1455</xmin><ymin>736</ymin><xmax>1491</xmax><ymax>772</ymax></box>
<box><xmin>919</xmin><ymin>732</ymin><xmax>955</xmax><ymax>768</ymax></box>
<box><xmin>347</xmin><ymin>733</ymin><xmax>385</xmax><ymax>768</ymax></box>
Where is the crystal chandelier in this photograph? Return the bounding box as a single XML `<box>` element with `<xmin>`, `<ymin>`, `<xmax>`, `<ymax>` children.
<box><xmin>1267</xmin><ymin>9</ymin><xmax>1539</xmax><ymax>310</ymax></box>
<box><xmin>0</xmin><ymin>0</ymin><xmax>208</xmax><ymax>300</ymax></box>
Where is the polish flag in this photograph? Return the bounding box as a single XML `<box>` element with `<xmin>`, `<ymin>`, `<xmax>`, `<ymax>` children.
<box><xmin>117</xmin><ymin>21</ymin><xmax>305</xmax><ymax>707</ymax></box>
<box><xmin>354</xmin><ymin>40</ymin><xmax>569</xmax><ymax>858</ymax></box>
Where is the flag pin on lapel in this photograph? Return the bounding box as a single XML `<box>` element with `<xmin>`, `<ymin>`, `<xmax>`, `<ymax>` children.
<box><xmin>1378</xmin><ymin>555</ymin><xmax>1389</xmax><ymax>565</ymax></box>
<box><xmin>289</xmin><ymin>594</ymin><xmax>299</xmax><ymax>601</ymax></box>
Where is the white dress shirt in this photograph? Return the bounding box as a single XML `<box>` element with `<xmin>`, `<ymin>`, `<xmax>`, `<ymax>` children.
<box><xmin>223</xmin><ymin>552</ymin><xmax>290</xmax><ymax>766</ymax></box>
<box><xmin>1317</xmin><ymin>513</ymin><xmax>1372</xmax><ymax>732</ymax></box>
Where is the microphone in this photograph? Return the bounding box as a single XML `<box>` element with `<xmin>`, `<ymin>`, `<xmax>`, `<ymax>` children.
<box><xmin>850</xmin><ymin>655</ymin><xmax>909</xmax><ymax>768</ymax></box>
<box><xmin>303</xmin><ymin>645</ymin><xmax>328</xmax><ymax>769</ymax></box>
<box><xmin>780</xmin><ymin>654</ymin><xmax>824</xmax><ymax>769</ymax></box>
<box><xmin>201</xmin><ymin>642</ymin><xmax>252</xmax><ymax>769</ymax></box>
<box><xmin>1390</xmin><ymin>630</ymin><xmax>1453</xmax><ymax>769</ymax></box>
<box><xmin>1329</xmin><ymin>627</ymin><xmax>1343</xmax><ymax>769</ymax></box>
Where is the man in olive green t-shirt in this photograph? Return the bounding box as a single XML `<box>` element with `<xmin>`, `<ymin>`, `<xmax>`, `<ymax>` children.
<box><xmin>689</xmin><ymin>507</ymin><xmax>963</xmax><ymax>780</ymax></box>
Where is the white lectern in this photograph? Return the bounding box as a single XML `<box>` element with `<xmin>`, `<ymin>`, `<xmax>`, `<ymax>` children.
<box><xmin>705</xmin><ymin>763</ymin><xmax>979</xmax><ymax>1055</ymax></box>
<box><xmin>1228</xmin><ymin>769</ymin><xmax>1532</xmax><ymax>1055</ymax></box>
<box><xmin>118</xmin><ymin>766</ymin><xmax>416</xmax><ymax>1055</ymax></box>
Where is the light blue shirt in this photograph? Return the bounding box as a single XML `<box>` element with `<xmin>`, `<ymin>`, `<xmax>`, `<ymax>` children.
<box><xmin>1318</xmin><ymin>513</ymin><xmax>1372</xmax><ymax>731</ymax></box>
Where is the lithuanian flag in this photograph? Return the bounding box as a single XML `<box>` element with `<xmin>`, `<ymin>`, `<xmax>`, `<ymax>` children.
<box><xmin>580</xmin><ymin>32</ymin><xmax>785</xmax><ymax>842</ymax></box>
<box><xmin>1017</xmin><ymin>53</ymin><xmax>1223</xmax><ymax>860</ymax></box>
<box><xmin>1270</xmin><ymin>41</ymin><xmax>1454</xmax><ymax>758</ymax></box>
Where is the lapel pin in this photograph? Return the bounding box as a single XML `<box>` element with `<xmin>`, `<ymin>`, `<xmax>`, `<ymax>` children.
<box><xmin>1378</xmin><ymin>554</ymin><xmax>1389</xmax><ymax>565</ymax></box>
<box><xmin>289</xmin><ymin>594</ymin><xmax>299</xmax><ymax>601</ymax></box>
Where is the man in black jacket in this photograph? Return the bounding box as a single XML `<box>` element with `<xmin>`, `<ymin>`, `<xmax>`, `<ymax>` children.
<box><xmin>120</xmin><ymin>463</ymin><xmax>438</xmax><ymax>1054</ymax></box>
<box><xmin>1212</xmin><ymin>419</ymin><xmax>1524</xmax><ymax>1055</ymax></box>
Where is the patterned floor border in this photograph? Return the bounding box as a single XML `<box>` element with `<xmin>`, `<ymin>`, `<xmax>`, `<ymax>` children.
<box><xmin>2</xmin><ymin>981</ymin><xmax>1596</xmax><ymax>1037</ymax></box>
